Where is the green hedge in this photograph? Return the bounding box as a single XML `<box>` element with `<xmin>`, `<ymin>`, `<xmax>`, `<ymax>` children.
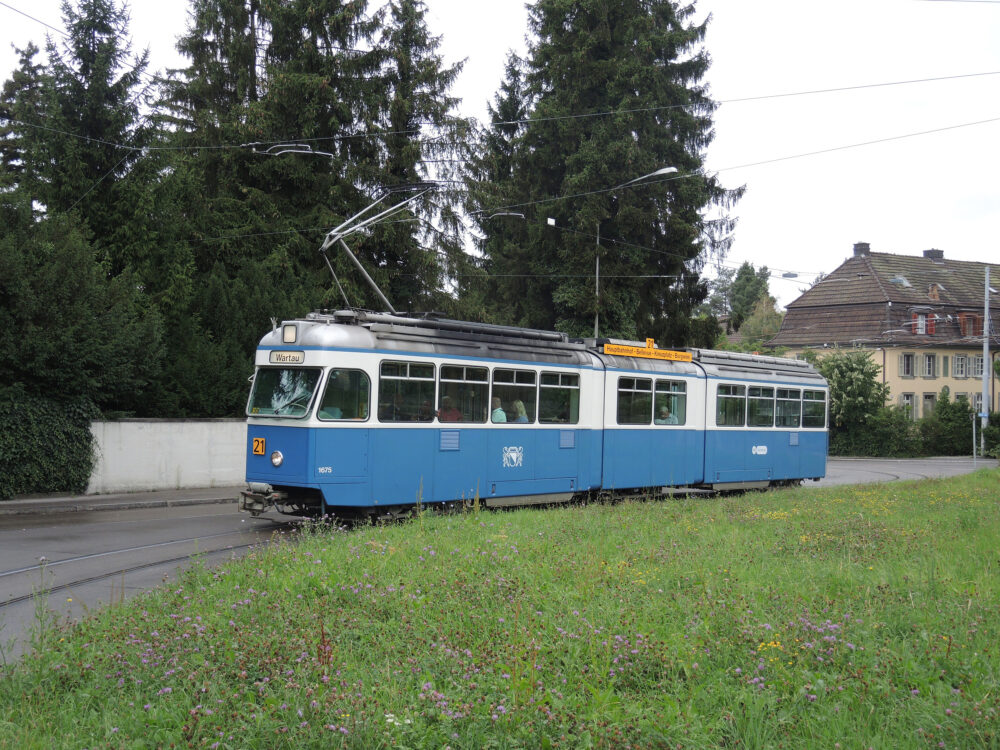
<box><xmin>0</xmin><ymin>392</ymin><xmax>99</xmax><ymax>501</ymax></box>
<box><xmin>829</xmin><ymin>403</ymin><xmax>1000</xmax><ymax>458</ymax></box>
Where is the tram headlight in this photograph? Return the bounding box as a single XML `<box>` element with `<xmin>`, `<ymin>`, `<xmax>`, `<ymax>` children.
<box><xmin>270</xmin><ymin>450</ymin><xmax>284</xmax><ymax>467</ymax></box>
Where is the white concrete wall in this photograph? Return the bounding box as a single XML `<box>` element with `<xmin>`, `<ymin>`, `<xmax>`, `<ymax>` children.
<box><xmin>87</xmin><ymin>420</ymin><xmax>247</xmax><ymax>495</ymax></box>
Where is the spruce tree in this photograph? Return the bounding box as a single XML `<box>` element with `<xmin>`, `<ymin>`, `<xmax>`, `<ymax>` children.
<box><xmin>0</xmin><ymin>192</ymin><xmax>163</xmax><ymax>414</ymax></box>
<box><xmin>370</xmin><ymin>0</ymin><xmax>466</xmax><ymax>313</ymax></box>
<box><xmin>156</xmin><ymin>0</ymin><xmax>468</xmax><ymax>414</ymax></box>
<box><xmin>468</xmin><ymin>0</ymin><xmax>741</xmax><ymax>342</ymax></box>
<box><xmin>40</xmin><ymin>0</ymin><xmax>155</xmax><ymax>273</ymax></box>
<box><xmin>464</xmin><ymin>53</ymin><xmax>540</xmax><ymax>325</ymax></box>
<box><xmin>0</xmin><ymin>44</ymin><xmax>48</xmax><ymax>199</ymax></box>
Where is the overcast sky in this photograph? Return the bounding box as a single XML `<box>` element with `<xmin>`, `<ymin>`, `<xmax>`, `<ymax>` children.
<box><xmin>3</xmin><ymin>0</ymin><xmax>999</xmax><ymax>307</ymax></box>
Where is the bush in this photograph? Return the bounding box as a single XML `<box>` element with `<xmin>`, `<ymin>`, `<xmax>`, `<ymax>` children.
<box><xmin>814</xmin><ymin>350</ymin><xmax>892</xmax><ymax>455</ymax></box>
<box><xmin>829</xmin><ymin>405</ymin><xmax>921</xmax><ymax>457</ymax></box>
<box><xmin>919</xmin><ymin>388</ymin><xmax>975</xmax><ymax>456</ymax></box>
<box><xmin>0</xmin><ymin>390</ymin><xmax>99</xmax><ymax>500</ymax></box>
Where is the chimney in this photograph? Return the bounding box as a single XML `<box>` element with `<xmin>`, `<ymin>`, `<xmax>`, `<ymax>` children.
<box><xmin>853</xmin><ymin>242</ymin><xmax>870</xmax><ymax>257</ymax></box>
<box><xmin>923</xmin><ymin>249</ymin><xmax>944</xmax><ymax>261</ymax></box>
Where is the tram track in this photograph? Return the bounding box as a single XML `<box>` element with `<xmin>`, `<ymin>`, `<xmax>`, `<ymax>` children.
<box><xmin>0</xmin><ymin>544</ymin><xmax>255</xmax><ymax>610</ymax></box>
<box><xmin>0</xmin><ymin>520</ymin><xmax>299</xmax><ymax>611</ymax></box>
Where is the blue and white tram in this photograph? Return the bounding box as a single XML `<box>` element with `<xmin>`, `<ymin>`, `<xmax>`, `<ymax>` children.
<box><xmin>238</xmin><ymin>310</ymin><xmax>828</xmax><ymax>518</ymax></box>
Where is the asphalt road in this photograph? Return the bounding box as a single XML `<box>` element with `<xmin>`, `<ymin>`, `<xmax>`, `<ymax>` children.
<box><xmin>812</xmin><ymin>455</ymin><xmax>997</xmax><ymax>488</ymax></box>
<box><xmin>0</xmin><ymin>456</ymin><xmax>995</xmax><ymax>663</ymax></box>
<box><xmin>0</xmin><ymin>501</ymin><xmax>292</xmax><ymax>663</ymax></box>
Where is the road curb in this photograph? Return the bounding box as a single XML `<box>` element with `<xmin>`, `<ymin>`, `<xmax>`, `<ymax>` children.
<box><xmin>0</xmin><ymin>494</ymin><xmax>239</xmax><ymax>517</ymax></box>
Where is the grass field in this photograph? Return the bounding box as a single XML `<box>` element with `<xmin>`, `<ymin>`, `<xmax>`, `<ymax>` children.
<box><xmin>2</xmin><ymin>470</ymin><xmax>999</xmax><ymax>748</ymax></box>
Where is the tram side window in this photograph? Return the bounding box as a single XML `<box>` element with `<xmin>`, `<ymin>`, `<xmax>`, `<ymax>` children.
<box><xmin>318</xmin><ymin>369</ymin><xmax>370</xmax><ymax>421</ymax></box>
<box><xmin>747</xmin><ymin>386</ymin><xmax>775</xmax><ymax>427</ymax></box>
<box><xmin>654</xmin><ymin>380</ymin><xmax>686</xmax><ymax>425</ymax></box>
<box><xmin>716</xmin><ymin>384</ymin><xmax>746</xmax><ymax>427</ymax></box>
<box><xmin>618</xmin><ymin>377</ymin><xmax>652</xmax><ymax>424</ymax></box>
<box><xmin>440</xmin><ymin>365</ymin><xmax>488</xmax><ymax>423</ymax></box>
<box><xmin>802</xmin><ymin>390</ymin><xmax>827</xmax><ymax>428</ymax></box>
<box><xmin>775</xmin><ymin>388</ymin><xmax>801</xmax><ymax>428</ymax></box>
<box><xmin>540</xmin><ymin>373</ymin><xmax>580</xmax><ymax>424</ymax></box>
<box><xmin>379</xmin><ymin>361</ymin><xmax>435</xmax><ymax>422</ymax></box>
<box><xmin>492</xmin><ymin>369</ymin><xmax>537</xmax><ymax>423</ymax></box>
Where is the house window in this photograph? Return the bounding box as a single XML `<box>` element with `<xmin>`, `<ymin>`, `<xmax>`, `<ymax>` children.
<box><xmin>922</xmin><ymin>354</ymin><xmax>936</xmax><ymax>378</ymax></box>
<box><xmin>954</xmin><ymin>355</ymin><xmax>968</xmax><ymax>378</ymax></box>
<box><xmin>900</xmin><ymin>393</ymin><xmax>916</xmax><ymax>420</ymax></box>
<box><xmin>912</xmin><ymin>313</ymin><xmax>938</xmax><ymax>335</ymax></box>
<box><xmin>972</xmin><ymin>356</ymin><xmax>985</xmax><ymax>378</ymax></box>
<box><xmin>959</xmin><ymin>313</ymin><xmax>983</xmax><ymax>337</ymax></box>
<box><xmin>923</xmin><ymin>393</ymin><xmax>936</xmax><ymax>416</ymax></box>
<box><xmin>900</xmin><ymin>353</ymin><xmax>915</xmax><ymax>378</ymax></box>
<box><xmin>972</xmin><ymin>393</ymin><xmax>984</xmax><ymax>414</ymax></box>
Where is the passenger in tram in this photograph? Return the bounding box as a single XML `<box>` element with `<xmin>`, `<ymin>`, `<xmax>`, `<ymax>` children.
<box><xmin>438</xmin><ymin>395</ymin><xmax>462</xmax><ymax>422</ymax></box>
<box><xmin>512</xmin><ymin>399</ymin><xmax>529</xmax><ymax>423</ymax></box>
<box><xmin>655</xmin><ymin>405</ymin><xmax>678</xmax><ymax>424</ymax></box>
<box><xmin>416</xmin><ymin>400</ymin><xmax>434</xmax><ymax>421</ymax></box>
<box><xmin>380</xmin><ymin>392</ymin><xmax>409</xmax><ymax>421</ymax></box>
<box><xmin>491</xmin><ymin>397</ymin><xmax>507</xmax><ymax>423</ymax></box>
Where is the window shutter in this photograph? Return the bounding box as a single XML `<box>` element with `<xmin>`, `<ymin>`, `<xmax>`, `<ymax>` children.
<box><xmin>912</xmin><ymin>313</ymin><xmax>918</xmax><ymax>333</ymax></box>
<box><xmin>942</xmin><ymin>355</ymin><xmax>948</xmax><ymax>377</ymax></box>
<box><xmin>928</xmin><ymin>316</ymin><xmax>936</xmax><ymax>335</ymax></box>
<box><xmin>898</xmin><ymin>354</ymin><xmax>904</xmax><ymax>376</ymax></box>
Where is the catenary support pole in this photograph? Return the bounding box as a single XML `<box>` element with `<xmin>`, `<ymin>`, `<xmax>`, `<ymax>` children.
<box><xmin>983</xmin><ymin>266</ymin><xmax>990</xmax><ymax>458</ymax></box>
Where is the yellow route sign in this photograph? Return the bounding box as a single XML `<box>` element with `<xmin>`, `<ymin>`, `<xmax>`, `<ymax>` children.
<box><xmin>603</xmin><ymin>341</ymin><xmax>693</xmax><ymax>362</ymax></box>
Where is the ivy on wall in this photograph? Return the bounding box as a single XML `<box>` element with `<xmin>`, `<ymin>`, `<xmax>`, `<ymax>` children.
<box><xmin>0</xmin><ymin>392</ymin><xmax>99</xmax><ymax>500</ymax></box>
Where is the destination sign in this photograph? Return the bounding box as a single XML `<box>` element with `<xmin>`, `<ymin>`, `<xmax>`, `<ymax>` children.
<box><xmin>603</xmin><ymin>340</ymin><xmax>692</xmax><ymax>362</ymax></box>
<box><xmin>269</xmin><ymin>350</ymin><xmax>305</xmax><ymax>365</ymax></box>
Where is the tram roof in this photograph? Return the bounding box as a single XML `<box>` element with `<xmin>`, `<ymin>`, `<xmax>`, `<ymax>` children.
<box><xmin>261</xmin><ymin>311</ymin><xmax>825</xmax><ymax>382</ymax></box>
<box><xmin>264</xmin><ymin>310</ymin><xmax>596</xmax><ymax>365</ymax></box>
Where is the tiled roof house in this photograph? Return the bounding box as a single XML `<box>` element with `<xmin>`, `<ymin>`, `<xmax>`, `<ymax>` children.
<box><xmin>769</xmin><ymin>243</ymin><xmax>999</xmax><ymax>418</ymax></box>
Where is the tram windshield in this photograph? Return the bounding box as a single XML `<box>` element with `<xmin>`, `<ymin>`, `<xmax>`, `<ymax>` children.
<box><xmin>247</xmin><ymin>368</ymin><xmax>321</xmax><ymax>417</ymax></box>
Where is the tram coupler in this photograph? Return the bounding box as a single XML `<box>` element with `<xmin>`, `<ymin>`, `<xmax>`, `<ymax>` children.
<box><xmin>238</xmin><ymin>483</ymin><xmax>286</xmax><ymax>516</ymax></box>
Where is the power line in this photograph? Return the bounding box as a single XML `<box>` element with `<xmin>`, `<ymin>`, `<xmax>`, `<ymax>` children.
<box><xmin>717</xmin><ymin>115</ymin><xmax>1000</xmax><ymax>173</ymax></box>
<box><xmin>490</xmin><ymin>70</ymin><xmax>1000</xmax><ymax>128</ymax></box>
<box><xmin>6</xmin><ymin>0</ymin><xmax>1000</xmax><ymax>146</ymax></box>
<box><xmin>0</xmin><ymin>0</ymin><xmax>66</xmax><ymax>37</ymax></box>
<box><xmin>471</xmin><ymin>113</ymin><xmax>1000</xmax><ymax>217</ymax></box>
<box><xmin>547</xmin><ymin>222</ymin><xmax>816</xmax><ymax>288</ymax></box>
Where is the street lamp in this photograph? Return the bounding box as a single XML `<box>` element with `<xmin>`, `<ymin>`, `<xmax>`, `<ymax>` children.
<box><xmin>594</xmin><ymin>167</ymin><xmax>677</xmax><ymax>338</ymax></box>
<box><xmin>617</xmin><ymin>166</ymin><xmax>678</xmax><ymax>188</ymax></box>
